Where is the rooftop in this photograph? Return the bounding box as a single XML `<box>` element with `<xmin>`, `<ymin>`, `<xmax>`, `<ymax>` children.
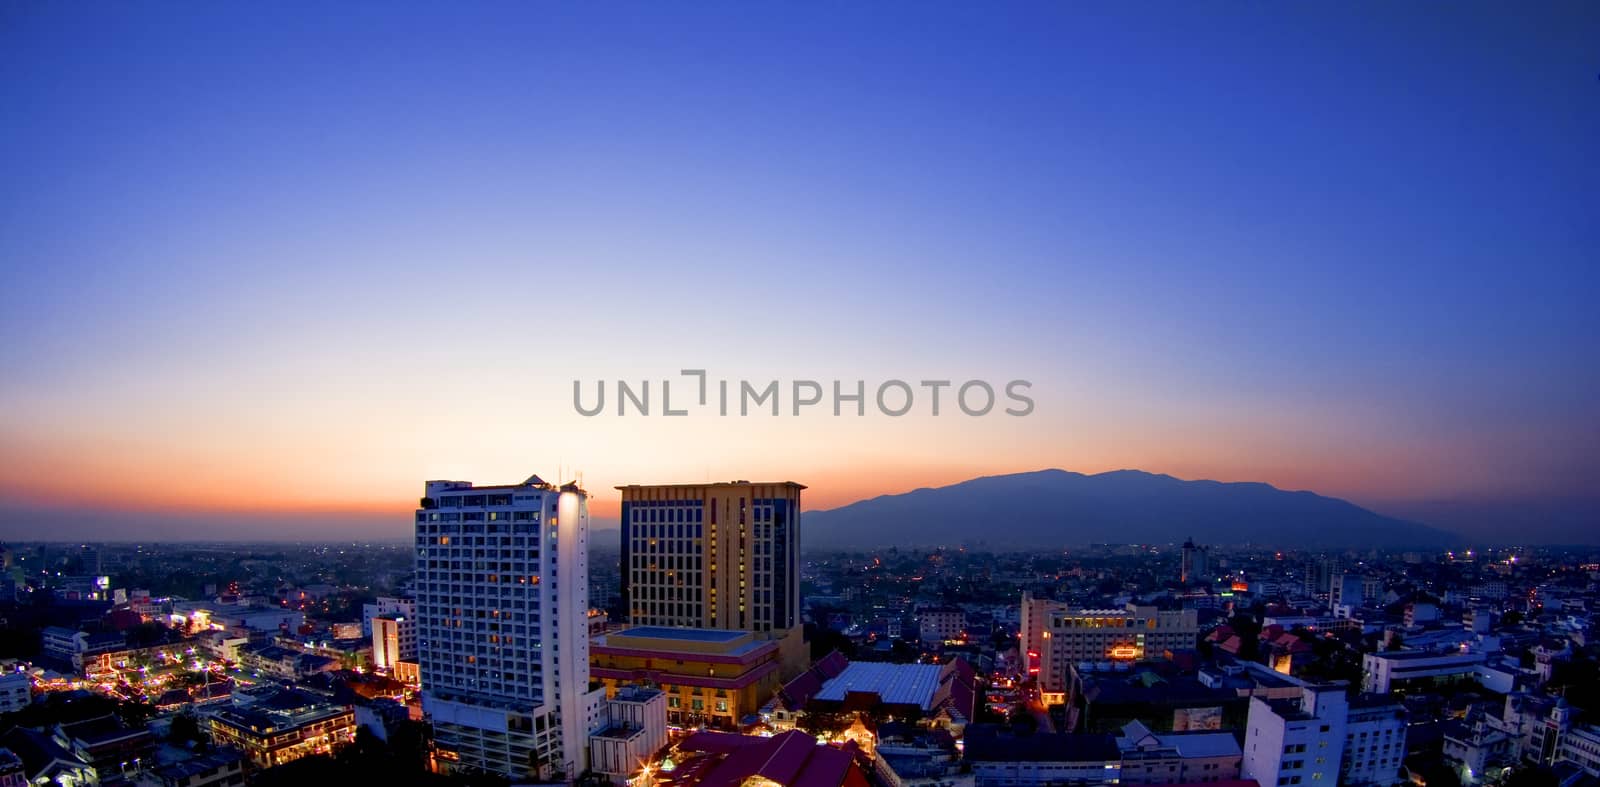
<box><xmin>616</xmin><ymin>481</ymin><xmax>807</xmax><ymax>490</ymax></box>
<box><xmin>813</xmin><ymin>662</ymin><xmax>945</xmax><ymax>710</ymax></box>
<box><xmin>618</xmin><ymin>627</ymin><xmax>745</xmax><ymax>643</ymax></box>
<box><xmin>965</xmin><ymin>727</ymin><xmax>1121</xmax><ymax>763</ymax></box>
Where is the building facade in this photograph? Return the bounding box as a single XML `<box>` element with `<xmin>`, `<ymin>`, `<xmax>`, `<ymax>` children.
<box><xmin>415</xmin><ymin>476</ymin><xmax>606</xmax><ymax>781</ymax></box>
<box><xmin>207</xmin><ymin>692</ymin><xmax>355</xmax><ymax>769</ymax></box>
<box><xmin>1341</xmin><ymin>696</ymin><xmax>1407</xmax><ymax>785</ymax></box>
<box><xmin>587</xmin><ymin>686</ymin><xmax>668</xmax><ymax>784</ymax></box>
<box><xmin>617</xmin><ymin>481</ymin><xmax>803</xmax><ymax>634</ymax></box>
<box><xmin>1241</xmin><ymin>686</ymin><xmax>1348</xmax><ymax>787</ymax></box>
<box><xmin>1180</xmin><ymin>539</ymin><xmax>1210</xmax><ymax>584</ymax></box>
<box><xmin>1030</xmin><ymin>604</ymin><xmax>1199</xmax><ymax>699</ymax></box>
<box><xmin>919</xmin><ymin>606</ymin><xmax>966</xmax><ymax>645</ymax></box>
<box><xmin>371</xmin><ymin>613</ymin><xmax>416</xmax><ymax>672</ymax></box>
<box><xmin>1362</xmin><ymin>650</ymin><xmax>1486</xmax><ymax>694</ymax></box>
<box><xmin>590</xmin><ymin>626</ymin><xmax>782</xmax><ymax>729</ymax></box>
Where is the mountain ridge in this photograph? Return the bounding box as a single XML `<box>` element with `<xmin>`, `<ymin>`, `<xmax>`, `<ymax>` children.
<box><xmin>801</xmin><ymin>468</ymin><xmax>1454</xmax><ymax>549</ymax></box>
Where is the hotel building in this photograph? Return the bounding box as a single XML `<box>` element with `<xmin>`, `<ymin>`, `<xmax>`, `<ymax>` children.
<box><xmin>617</xmin><ymin>481</ymin><xmax>803</xmax><ymax>634</ymax></box>
<box><xmin>414</xmin><ymin>476</ymin><xmax>606</xmax><ymax>781</ymax></box>
<box><xmin>1023</xmin><ymin>599</ymin><xmax>1199</xmax><ymax>701</ymax></box>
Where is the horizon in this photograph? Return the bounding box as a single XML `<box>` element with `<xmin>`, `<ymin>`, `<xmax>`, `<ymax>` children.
<box><xmin>1</xmin><ymin>465</ymin><xmax>1595</xmax><ymax>546</ymax></box>
<box><xmin>3</xmin><ymin>3</ymin><xmax>1597</xmax><ymax>545</ymax></box>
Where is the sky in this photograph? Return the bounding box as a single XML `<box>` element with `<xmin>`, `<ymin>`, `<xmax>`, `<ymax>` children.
<box><xmin>1</xmin><ymin>2</ymin><xmax>1596</xmax><ymax>543</ymax></box>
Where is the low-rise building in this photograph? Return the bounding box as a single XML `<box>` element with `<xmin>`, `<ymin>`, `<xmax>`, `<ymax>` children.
<box><xmin>591</xmin><ymin>626</ymin><xmax>783</xmax><ymax>729</ymax></box>
<box><xmin>965</xmin><ymin>727</ymin><xmax>1123</xmax><ymax>787</ymax></box>
<box><xmin>206</xmin><ymin>689</ymin><xmax>356</xmax><ymax>769</ymax></box>
<box><xmin>0</xmin><ymin>673</ymin><xmax>29</xmax><ymax>714</ymax></box>
<box><xmin>1116</xmin><ymin>720</ymin><xmax>1242</xmax><ymax>784</ymax></box>
<box><xmin>588</xmin><ymin>686</ymin><xmax>668</xmax><ymax>784</ymax></box>
<box><xmin>1362</xmin><ymin>649</ymin><xmax>1486</xmax><ymax>694</ymax></box>
<box><xmin>53</xmin><ymin>714</ymin><xmax>159</xmax><ymax>782</ymax></box>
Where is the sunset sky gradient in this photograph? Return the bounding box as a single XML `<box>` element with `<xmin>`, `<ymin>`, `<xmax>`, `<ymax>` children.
<box><xmin>2</xmin><ymin>2</ymin><xmax>1596</xmax><ymax>542</ymax></box>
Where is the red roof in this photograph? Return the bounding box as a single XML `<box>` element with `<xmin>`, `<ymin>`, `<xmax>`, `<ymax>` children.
<box><xmin>778</xmin><ymin>650</ymin><xmax>850</xmax><ymax>708</ymax></box>
<box><xmin>668</xmin><ymin>730</ymin><xmax>869</xmax><ymax>787</ymax></box>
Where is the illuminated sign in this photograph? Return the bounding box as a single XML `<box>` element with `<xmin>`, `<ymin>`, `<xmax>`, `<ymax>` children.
<box><xmin>1108</xmin><ymin>645</ymin><xmax>1140</xmax><ymax>660</ymax></box>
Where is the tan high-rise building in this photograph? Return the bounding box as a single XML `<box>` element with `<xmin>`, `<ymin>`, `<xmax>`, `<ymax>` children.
<box><xmin>617</xmin><ymin>481</ymin><xmax>803</xmax><ymax>634</ymax></box>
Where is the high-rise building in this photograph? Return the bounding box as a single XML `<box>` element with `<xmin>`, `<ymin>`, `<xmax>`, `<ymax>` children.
<box><xmin>1020</xmin><ymin>591</ymin><xmax>1066</xmax><ymax>679</ymax></box>
<box><xmin>414</xmin><ymin>476</ymin><xmax>605</xmax><ymax>781</ymax></box>
<box><xmin>372</xmin><ymin>613</ymin><xmax>416</xmax><ymax>672</ymax></box>
<box><xmin>617</xmin><ymin>481</ymin><xmax>803</xmax><ymax>634</ymax></box>
<box><xmin>1241</xmin><ymin>685</ymin><xmax>1349</xmax><ymax>787</ymax></box>
<box><xmin>1180</xmin><ymin>538</ymin><xmax>1209</xmax><ymax>584</ymax></box>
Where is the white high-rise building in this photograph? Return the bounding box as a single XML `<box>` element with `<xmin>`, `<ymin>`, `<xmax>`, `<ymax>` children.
<box><xmin>415</xmin><ymin>476</ymin><xmax>605</xmax><ymax>781</ymax></box>
<box><xmin>1242</xmin><ymin>685</ymin><xmax>1348</xmax><ymax>787</ymax></box>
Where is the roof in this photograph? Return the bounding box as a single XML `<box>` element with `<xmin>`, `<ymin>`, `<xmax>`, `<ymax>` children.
<box><xmin>813</xmin><ymin>662</ymin><xmax>944</xmax><ymax>710</ymax></box>
<box><xmin>620</xmin><ymin>627</ymin><xmax>745</xmax><ymax>643</ymax></box>
<box><xmin>616</xmin><ymin>481</ymin><xmax>806</xmax><ymax>490</ymax></box>
<box><xmin>153</xmin><ymin>747</ymin><xmax>245</xmax><ymax>781</ymax></box>
<box><xmin>1369</xmin><ymin>649</ymin><xmax>1483</xmax><ymax>662</ymax></box>
<box><xmin>57</xmin><ymin>714</ymin><xmax>153</xmax><ymax>747</ymax></box>
<box><xmin>964</xmin><ymin>727</ymin><xmax>1121</xmax><ymax>763</ymax></box>
<box><xmin>1119</xmin><ymin>719</ymin><xmax>1240</xmax><ymax>757</ymax></box>
<box><xmin>0</xmin><ymin>727</ymin><xmax>86</xmax><ymax>781</ymax></box>
<box><xmin>779</xmin><ymin>651</ymin><xmax>851</xmax><ymax>707</ymax></box>
<box><xmin>671</xmin><ymin>730</ymin><xmax>861</xmax><ymax>787</ymax></box>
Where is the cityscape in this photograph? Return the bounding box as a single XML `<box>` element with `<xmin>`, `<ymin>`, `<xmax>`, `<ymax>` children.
<box><xmin>2</xmin><ymin>3</ymin><xmax>1597</xmax><ymax>787</ymax></box>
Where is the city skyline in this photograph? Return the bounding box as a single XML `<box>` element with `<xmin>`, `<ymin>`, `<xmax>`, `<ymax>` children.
<box><xmin>2</xmin><ymin>3</ymin><xmax>1597</xmax><ymax>544</ymax></box>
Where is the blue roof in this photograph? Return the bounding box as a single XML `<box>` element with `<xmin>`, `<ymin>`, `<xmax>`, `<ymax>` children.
<box><xmin>619</xmin><ymin>626</ymin><xmax>745</xmax><ymax>642</ymax></box>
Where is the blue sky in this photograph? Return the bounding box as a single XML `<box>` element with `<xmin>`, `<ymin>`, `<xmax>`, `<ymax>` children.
<box><xmin>1</xmin><ymin>2</ymin><xmax>1596</xmax><ymax>542</ymax></box>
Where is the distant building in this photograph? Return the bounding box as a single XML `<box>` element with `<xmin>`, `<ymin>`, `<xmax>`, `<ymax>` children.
<box><xmin>371</xmin><ymin>613</ymin><xmax>416</xmax><ymax>672</ymax></box>
<box><xmin>360</xmin><ymin>596</ymin><xmax>414</xmax><ymax>638</ymax></box>
<box><xmin>591</xmin><ymin>626</ymin><xmax>783</xmax><ymax>729</ymax></box>
<box><xmin>1180</xmin><ymin>539</ymin><xmax>1210</xmax><ymax>584</ymax></box>
<box><xmin>1403</xmin><ymin>603</ymin><xmax>1439</xmax><ymax>628</ymax></box>
<box><xmin>1029</xmin><ymin>603</ymin><xmax>1199</xmax><ymax>701</ymax></box>
<box><xmin>918</xmin><ymin>606</ymin><xmax>966</xmax><ymax>645</ymax></box>
<box><xmin>1331</xmin><ymin>574</ymin><xmax>1366</xmax><ymax>609</ymax></box>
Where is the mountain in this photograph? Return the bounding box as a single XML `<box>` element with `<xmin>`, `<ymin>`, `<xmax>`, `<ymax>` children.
<box><xmin>801</xmin><ymin>469</ymin><xmax>1454</xmax><ymax>549</ymax></box>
